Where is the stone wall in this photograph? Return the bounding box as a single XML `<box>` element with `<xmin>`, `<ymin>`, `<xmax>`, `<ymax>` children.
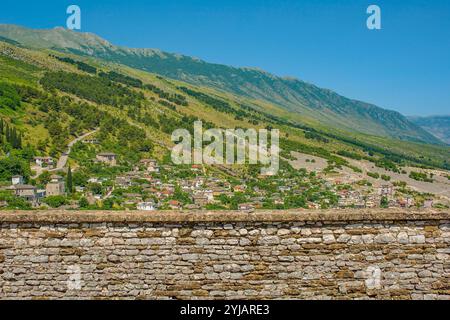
<box><xmin>0</xmin><ymin>210</ymin><xmax>449</xmax><ymax>300</ymax></box>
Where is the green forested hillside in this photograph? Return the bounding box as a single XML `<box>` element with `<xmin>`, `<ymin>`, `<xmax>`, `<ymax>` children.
<box><xmin>0</xmin><ymin>24</ymin><xmax>442</xmax><ymax>145</ymax></box>
<box><xmin>0</xmin><ymin>38</ymin><xmax>449</xmax><ymax>184</ymax></box>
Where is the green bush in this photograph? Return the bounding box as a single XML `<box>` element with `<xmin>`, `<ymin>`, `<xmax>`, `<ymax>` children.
<box><xmin>0</xmin><ymin>190</ymin><xmax>31</xmax><ymax>210</ymax></box>
<box><xmin>367</xmin><ymin>172</ymin><xmax>380</xmax><ymax>179</ymax></box>
<box><xmin>409</xmin><ymin>171</ymin><xmax>433</xmax><ymax>183</ymax></box>
<box><xmin>380</xmin><ymin>196</ymin><xmax>389</xmax><ymax>208</ymax></box>
<box><xmin>43</xmin><ymin>195</ymin><xmax>67</xmax><ymax>208</ymax></box>
<box><xmin>78</xmin><ymin>197</ymin><xmax>89</xmax><ymax>208</ymax></box>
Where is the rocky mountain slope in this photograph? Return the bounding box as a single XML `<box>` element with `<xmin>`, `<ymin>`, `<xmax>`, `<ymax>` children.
<box><xmin>409</xmin><ymin>115</ymin><xmax>450</xmax><ymax>145</ymax></box>
<box><xmin>0</xmin><ymin>24</ymin><xmax>442</xmax><ymax>145</ymax></box>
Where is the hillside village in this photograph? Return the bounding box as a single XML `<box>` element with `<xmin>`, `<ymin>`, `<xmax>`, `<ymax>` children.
<box><xmin>0</xmin><ymin>35</ymin><xmax>449</xmax><ymax>212</ymax></box>
<box><xmin>1</xmin><ymin>137</ymin><xmax>447</xmax><ymax>211</ymax></box>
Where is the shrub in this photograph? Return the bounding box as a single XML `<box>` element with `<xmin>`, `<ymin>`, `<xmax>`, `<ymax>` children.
<box><xmin>380</xmin><ymin>196</ymin><xmax>389</xmax><ymax>208</ymax></box>
<box><xmin>409</xmin><ymin>171</ymin><xmax>433</xmax><ymax>183</ymax></box>
<box><xmin>43</xmin><ymin>195</ymin><xmax>67</xmax><ymax>208</ymax></box>
<box><xmin>367</xmin><ymin>172</ymin><xmax>379</xmax><ymax>179</ymax></box>
<box><xmin>79</xmin><ymin>197</ymin><xmax>89</xmax><ymax>208</ymax></box>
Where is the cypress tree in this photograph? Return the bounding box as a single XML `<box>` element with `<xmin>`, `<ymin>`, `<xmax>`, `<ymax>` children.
<box><xmin>67</xmin><ymin>165</ymin><xmax>73</xmax><ymax>194</ymax></box>
<box><xmin>5</xmin><ymin>125</ymin><xmax>10</xmax><ymax>144</ymax></box>
<box><xmin>12</xmin><ymin>128</ymin><xmax>17</xmax><ymax>148</ymax></box>
<box><xmin>0</xmin><ymin>120</ymin><xmax>3</xmax><ymax>146</ymax></box>
<box><xmin>16</xmin><ymin>133</ymin><xmax>22</xmax><ymax>149</ymax></box>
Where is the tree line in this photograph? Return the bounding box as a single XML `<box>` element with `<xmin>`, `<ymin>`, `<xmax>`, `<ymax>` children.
<box><xmin>0</xmin><ymin>119</ymin><xmax>22</xmax><ymax>149</ymax></box>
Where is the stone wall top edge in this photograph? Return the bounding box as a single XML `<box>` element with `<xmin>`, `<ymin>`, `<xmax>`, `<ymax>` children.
<box><xmin>0</xmin><ymin>209</ymin><xmax>448</xmax><ymax>224</ymax></box>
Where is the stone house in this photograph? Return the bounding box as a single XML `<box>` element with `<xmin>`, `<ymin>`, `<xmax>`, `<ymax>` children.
<box><xmin>212</xmin><ymin>187</ymin><xmax>227</xmax><ymax>197</ymax></box>
<box><xmin>124</xmin><ymin>193</ymin><xmax>143</xmax><ymax>202</ymax></box>
<box><xmin>83</xmin><ymin>138</ymin><xmax>99</xmax><ymax>144</ymax></box>
<box><xmin>203</xmin><ymin>190</ymin><xmax>214</xmax><ymax>202</ymax></box>
<box><xmin>11</xmin><ymin>184</ymin><xmax>37</xmax><ymax>202</ymax></box>
<box><xmin>365</xmin><ymin>198</ymin><xmax>376</xmax><ymax>208</ymax></box>
<box><xmin>278</xmin><ymin>185</ymin><xmax>291</xmax><ymax>193</ymax></box>
<box><xmin>233</xmin><ymin>185</ymin><xmax>247</xmax><ymax>193</ymax></box>
<box><xmin>37</xmin><ymin>189</ymin><xmax>46</xmax><ymax>199</ymax></box>
<box><xmin>379</xmin><ymin>185</ymin><xmax>393</xmax><ymax>197</ymax></box>
<box><xmin>140</xmin><ymin>159</ymin><xmax>159</xmax><ymax>173</ymax></box>
<box><xmin>11</xmin><ymin>175</ymin><xmax>24</xmax><ymax>185</ymax></box>
<box><xmin>115</xmin><ymin>176</ymin><xmax>132</xmax><ymax>188</ymax></box>
<box><xmin>191</xmin><ymin>164</ymin><xmax>202</xmax><ymax>172</ymax></box>
<box><xmin>398</xmin><ymin>197</ymin><xmax>415</xmax><ymax>208</ymax></box>
<box><xmin>193</xmin><ymin>194</ymin><xmax>208</xmax><ymax>207</ymax></box>
<box><xmin>273</xmin><ymin>198</ymin><xmax>285</xmax><ymax>206</ymax></box>
<box><xmin>46</xmin><ymin>175</ymin><xmax>65</xmax><ymax>196</ymax></box>
<box><xmin>238</xmin><ymin>203</ymin><xmax>255</xmax><ymax>212</ymax></box>
<box><xmin>88</xmin><ymin>177</ymin><xmax>101</xmax><ymax>184</ymax></box>
<box><xmin>168</xmin><ymin>200</ymin><xmax>182</xmax><ymax>210</ymax></box>
<box><xmin>137</xmin><ymin>202</ymin><xmax>156</xmax><ymax>211</ymax></box>
<box><xmin>34</xmin><ymin>157</ymin><xmax>54</xmax><ymax>168</ymax></box>
<box><xmin>96</xmin><ymin>152</ymin><xmax>117</xmax><ymax>166</ymax></box>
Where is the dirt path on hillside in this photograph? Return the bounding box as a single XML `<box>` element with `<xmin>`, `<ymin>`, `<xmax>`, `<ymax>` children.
<box><xmin>43</xmin><ymin>129</ymin><xmax>98</xmax><ymax>176</ymax></box>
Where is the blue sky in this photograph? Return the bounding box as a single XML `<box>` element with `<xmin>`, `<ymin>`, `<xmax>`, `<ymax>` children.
<box><xmin>1</xmin><ymin>0</ymin><xmax>449</xmax><ymax>116</ymax></box>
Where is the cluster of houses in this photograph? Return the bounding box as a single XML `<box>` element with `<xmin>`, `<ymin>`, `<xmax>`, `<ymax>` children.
<box><xmin>113</xmin><ymin>164</ymin><xmax>225</xmax><ymax>211</ymax></box>
<box><xmin>3</xmin><ymin>174</ymin><xmax>65</xmax><ymax>207</ymax></box>
<box><xmin>1</xmin><ymin>149</ymin><xmax>438</xmax><ymax>210</ymax></box>
<box><xmin>34</xmin><ymin>156</ymin><xmax>54</xmax><ymax>168</ymax></box>
<box><xmin>1</xmin><ymin>151</ymin><xmax>120</xmax><ymax>208</ymax></box>
<box><xmin>335</xmin><ymin>183</ymin><xmax>433</xmax><ymax>209</ymax></box>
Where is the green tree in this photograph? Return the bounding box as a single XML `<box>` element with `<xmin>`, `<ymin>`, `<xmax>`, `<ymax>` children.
<box><xmin>172</xmin><ymin>186</ymin><xmax>192</xmax><ymax>204</ymax></box>
<box><xmin>0</xmin><ymin>156</ymin><xmax>30</xmax><ymax>181</ymax></box>
<box><xmin>285</xmin><ymin>195</ymin><xmax>307</xmax><ymax>209</ymax></box>
<box><xmin>79</xmin><ymin>197</ymin><xmax>89</xmax><ymax>208</ymax></box>
<box><xmin>43</xmin><ymin>195</ymin><xmax>67</xmax><ymax>208</ymax></box>
<box><xmin>37</xmin><ymin>171</ymin><xmax>52</xmax><ymax>187</ymax></box>
<box><xmin>102</xmin><ymin>198</ymin><xmax>114</xmax><ymax>209</ymax></box>
<box><xmin>73</xmin><ymin>171</ymin><xmax>89</xmax><ymax>187</ymax></box>
<box><xmin>380</xmin><ymin>196</ymin><xmax>389</xmax><ymax>208</ymax></box>
<box><xmin>88</xmin><ymin>182</ymin><xmax>102</xmax><ymax>195</ymax></box>
<box><xmin>66</xmin><ymin>166</ymin><xmax>73</xmax><ymax>194</ymax></box>
<box><xmin>0</xmin><ymin>190</ymin><xmax>31</xmax><ymax>210</ymax></box>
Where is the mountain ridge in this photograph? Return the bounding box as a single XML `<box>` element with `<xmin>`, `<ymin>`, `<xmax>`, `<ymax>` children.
<box><xmin>0</xmin><ymin>35</ymin><xmax>449</xmax><ymax>174</ymax></box>
<box><xmin>0</xmin><ymin>23</ymin><xmax>442</xmax><ymax>145</ymax></box>
<box><xmin>408</xmin><ymin>115</ymin><xmax>450</xmax><ymax>145</ymax></box>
